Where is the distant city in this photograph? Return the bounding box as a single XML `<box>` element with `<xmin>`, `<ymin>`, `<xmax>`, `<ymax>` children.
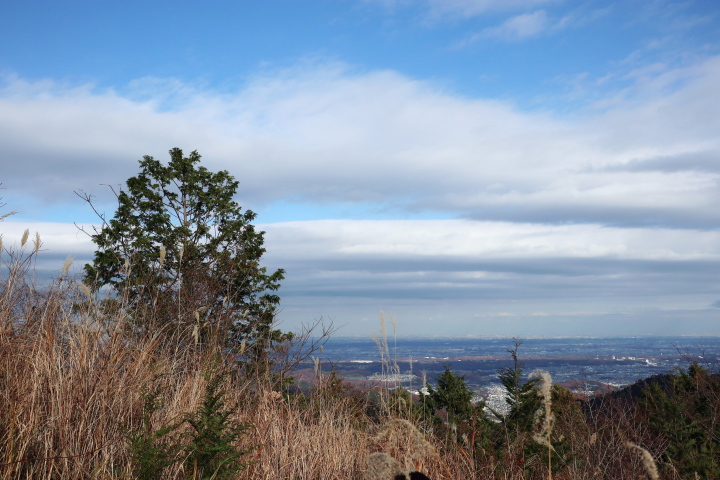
<box><xmin>301</xmin><ymin>336</ymin><xmax>720</xmax><ymax>403</ymax></box>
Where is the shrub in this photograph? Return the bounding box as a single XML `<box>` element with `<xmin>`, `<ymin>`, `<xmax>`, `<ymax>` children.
<box><xmin>183</xmin><ymin>367</ymin><xmax>252</xmax><ymax>480</ymax></box>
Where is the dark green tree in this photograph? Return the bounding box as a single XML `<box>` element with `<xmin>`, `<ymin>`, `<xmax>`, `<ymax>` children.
<box><xmin>641</xmin><ymin>362</ymin><xmax>720</xmax><ymax>478</ymax></box>
<box><xmin>423</xmin><ymin>366</ymin><xmax>494</xmax><ymax>474</ymax></box>
<box><xmin>183</xmin><ymin>370</ymin><xmax>251</xmax><ymax>480</ymax></box>
<box><xmin>427</xmin><ymin>366</ymin><xmax>475</xmax><ymax>425</ymax></box>
<box><xmin>486</xmin><ymin>339</ymin><xmax>545</xmax><ymax>476</ymax></box>
<box><xmin>124</xmin><ymin>385</ymin><xmax>183</xmax><ymax>480</ymax></box>
<box><xmin>493</xmin><ymin>339</ymin><xmax>540</xmax><ymax>434</ymax></box>
<box><xmin>81</xmin><ymin>148</ymin><xmax>284</xmax><ymax>348</ymax></box>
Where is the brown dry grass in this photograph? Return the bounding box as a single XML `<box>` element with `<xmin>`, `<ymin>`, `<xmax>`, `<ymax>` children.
<box><xmin>0</xmin><ymin>241</ymin><xmax>690</xmax><ymax>480</ymax></box>
<box><xmin>0</xmin><ymin>243</ymin><xmax>382</xmax><ymax>479</ymax></box>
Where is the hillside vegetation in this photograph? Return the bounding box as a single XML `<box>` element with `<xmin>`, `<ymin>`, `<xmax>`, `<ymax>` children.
<box><xmin>1</xmin><ymin>241</ymin><xmax>718</xmax><ymax>480</ymax></box>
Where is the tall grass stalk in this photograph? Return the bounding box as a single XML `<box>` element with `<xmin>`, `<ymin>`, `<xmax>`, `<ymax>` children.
<box><xmin>530</xmin><ymin>369</ymin><xmax>555</xmax><ymax>479</ymax></box>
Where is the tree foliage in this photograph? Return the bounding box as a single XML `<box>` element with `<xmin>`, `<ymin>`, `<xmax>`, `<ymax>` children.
<box><xmin>494</xmin><ymin>339</ymin><xmax>540</xmax><ymax>434</ymax></box>
<box><xmin>427</xmin><ymin>366</ymin><xmax>475</xmax><ymax>425</ymax></box>
<box><xmin>82</xmin><ymin>148</ymin><xmax>284</xmax><ymax>348</ymax></box>
<box><xmin>184</xmin><ymin>369</ymin><xmax>251</xmax><ymax>480</ymax></box>
<box><xmin>641</xmin><ymin>362</ymin><xmax>720</xmax><ymax>478</ymax></box>
<box><xmin>124</xmin><ymin>385</ymin><xmax>183</xmax><ymax>480</ymax></box>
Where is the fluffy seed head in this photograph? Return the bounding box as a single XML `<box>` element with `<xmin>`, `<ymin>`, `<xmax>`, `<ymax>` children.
<box><xmin>626</xmin><ymin>442</ymin><xmax>659</xmax><ymax>480</ymax></box>
<box><xmin>21</xmin><ymin>228</ymin><xmax>29</xmax><ymax>247</ymax></box>
<box><xmin>79</xmin><ymin>283</ymin><xmax>92</xmax><ymax>301</ymax></box>
<box><xmin>60</xmin><ymin>256</ymin><xmax>74</xmax><ymax>275</ymax></box>
<box><xmin>530</xmin><ymin>369</ymin><xmax>555</xmax><ymax>449</ymax></box>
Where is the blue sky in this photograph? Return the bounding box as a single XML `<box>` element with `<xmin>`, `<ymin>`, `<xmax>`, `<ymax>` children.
<box><xmin>1</xmin><ymin>0</ymin><xmax>720</xmax><ymax>336</ymax></box>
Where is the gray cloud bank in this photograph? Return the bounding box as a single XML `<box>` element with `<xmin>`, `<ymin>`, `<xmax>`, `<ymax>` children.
<box><xmin>2</xmin><ymin>218</ymin><xmax>719</xmax><ymax>336</ymax></box>
<box><xmin>1</xmin><ymin>56</ymin><xmax>720</xmax><ymax>335</ymax></box>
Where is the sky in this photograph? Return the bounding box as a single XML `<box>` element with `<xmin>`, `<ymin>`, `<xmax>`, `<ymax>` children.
<box><xmin>1</xmin><ymin>0</ymin><xmax>720</xmax><ymax>337</ymax></box>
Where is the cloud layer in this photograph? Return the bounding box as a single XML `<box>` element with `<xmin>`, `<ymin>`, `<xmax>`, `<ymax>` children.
<box><xmin>2</xmin><ymin>57</ymin><xmax>720</xmax><ymax>226</ymax></box>
<box><xmin>2</xmin><ymin>215</ymin><xmax>719</xmax><ymax>335</ymax></box>
<box><xmin>1</xmin><ymin>54</ymin><xmax>720</xmax><ymax>335</ymax></box>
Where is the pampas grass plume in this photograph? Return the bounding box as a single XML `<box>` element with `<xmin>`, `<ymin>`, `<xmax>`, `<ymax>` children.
<box><xmin>529</xmin><ymin>369</ymin><xmax>554</xmax><ymax>448</ymax></box>
<box><xmin>626</xmin><ymin>442</ymin><xmax>659</xmax><ymax>480</ymax></box>
<box><xmin>60</xmin><ymin>256</ymin><xmax>74</xmax><ymax>276</ymax></box>
<box><xmin>159</xmin><ymin>245</ymin><xmax>166</xmax><ymax>266</ymax></box>
<box><xmin>530</xmin><ymin>369</ymin><xmax>555</xmax><ymax>479</ymax></box>
<box><xmin>79</xmin><ymin>282</ymin><xmax>93</xmax><ymax>301</ymax></box>
<box><xmin>20</xmin><ymin>228</ymin><xmax>29</xmax><ymax>247</ymax></box>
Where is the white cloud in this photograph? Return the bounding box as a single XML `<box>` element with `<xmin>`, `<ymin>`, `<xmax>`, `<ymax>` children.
<box><xmin>260</xmin><ymin>219</ymin><xmax>720</xmax><ymax>334</ymax></box>
<box><xmin>261</xmin><ymin>220</ymin><xmax>720</xmax><ymax>262</ymax></box>
<box><xmin>364</xmin><ymin>0</ymin><xmax>556</xmax><ymax>17</ymax></box>
<box><xmin>479</xmin><ymin>10</ymin><xmax>550</xmax><ymax>40</ymax></box>
<box><xmin>457</xmin><ymin>7</ymin><xmax>610</xmax><ymax>46</ymax></box>
<box><xmin>424</xmin><ymin>0</ymin><xmax>557</xmax><ymax>18</ymax></box>
<box><xmin>3</xmin><ymin>56</ymin><xmax>720</xmax><ymax>230</ymax></box>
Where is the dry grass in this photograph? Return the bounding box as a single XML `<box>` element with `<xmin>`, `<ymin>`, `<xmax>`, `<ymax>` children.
<box><xmin>0</xmin><ymin>242</ymin><xmax>379</xmax><ymax>479</ymax></box>
<box><xmin>0</xmin><ymin>240</ymin><xmax>699</xmax><ymax>479</ymax></box>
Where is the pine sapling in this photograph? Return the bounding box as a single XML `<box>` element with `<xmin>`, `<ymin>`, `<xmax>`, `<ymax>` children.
<box><xmin>124</xmin><ymin>385</ymin><xmax>183</xmax><ymax>480</ymax></box>
<box><xmin>183</xmin><ymin>370</ymin><xmax>252</xmax><ymax>480</ymax></box>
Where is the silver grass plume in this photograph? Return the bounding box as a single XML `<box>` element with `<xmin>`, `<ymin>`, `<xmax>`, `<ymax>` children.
<box><xmin>529</xmin><ymin>369</ymin><xmax>555</xmax><ymax>449</ymax></box>
<box><xmin>312</xmin><ymin>356</ymin><xmax>321</xmax><ymax>377</ymax></box>
<box><xmin>158</xmin><ymin>245</ymin><xmax>166</xmax><ymax>266</ymax></box>
<box><xmin>626</xmin><ymin>442</ymin><xmax>659</xmax><ymax>480</ymax></box>
<box><xmin>79</xmin><ymin>283</ymin><xmax>93</xmax><ymax>301</ymax></box>
<box><xmin>530</xmin><ymin>369</ymin><xmax>555</xmax><ymax>479</ymax></box>
<box><xmin>60</xmin><ymin>256</ymin><xmax>74</xmax><ymax>275</ymax></box>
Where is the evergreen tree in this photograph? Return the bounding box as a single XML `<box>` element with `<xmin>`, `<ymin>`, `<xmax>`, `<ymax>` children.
<box><xmin>81</xmin><ymin>148</ymin><xmax>285</xmax><ymax>349</ymax></box>
<box><xmin>424</xmin><ymin>366</ymin><xmax>494</xmax><ymax>475</ymax></box>
<box><xmin>427</xmin><ymin>366</ymin><xmax>475</xmax><ymax>425</ymax></box>
<box><xmin>184</xmin><ymin>371</ymin><xmax>251</xmax><ymax>480</ymax></box>
<box><xmin>642</xmin><ymin>362</ymin><xmax>720</xmax><ymax>478</ymax></box>
<box><xmin>494</xmin><ymin>339</ymin><xmax>540</xmax><ymax>434</ymax></box>
<box><xmin>487</xmin><ymin>339</ymin><xmax>544</xmax><ymax>476</ymax></box>
<box><xmin>124</xmin><ymin>385</ymin><xmax>183</xmax><ymax>480</ymax></box>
